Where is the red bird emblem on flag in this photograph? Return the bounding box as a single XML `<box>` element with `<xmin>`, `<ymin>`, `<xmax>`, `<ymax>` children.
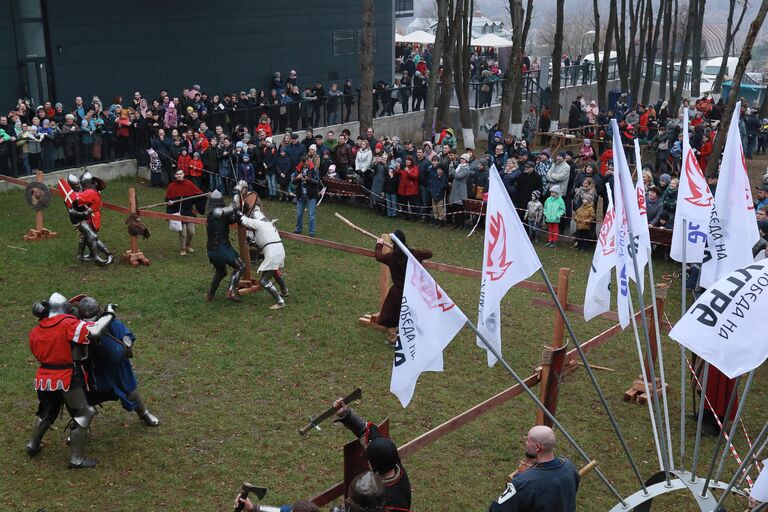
<box><xmin>637</xmin><ymin>186</ymin><xmax>647</xmax><ymax>216</ymax></box>
<box><xmin>485</xmin><ymin>212</ymin><xmax>513</xmax><ymax>281</ymax></box>
<box><xmin>684</xmin><ymin>151</ymin><xmax>713</xmax><ymax>208</ymax></box>
<box><xmin>599</xmin><ymin>208</ymin><xmax>616</xmax><ymax>256</ymax></box>
<box><xmin>412</xmin><ymin>266</ymin><xmax>456</xmax><ymax>312</ymax></box>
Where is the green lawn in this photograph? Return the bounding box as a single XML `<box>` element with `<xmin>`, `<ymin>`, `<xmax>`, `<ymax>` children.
<box><xmin>0</xmin><ymin>177</ymin><xmax>764</xmax><ymax>511</ymax></box>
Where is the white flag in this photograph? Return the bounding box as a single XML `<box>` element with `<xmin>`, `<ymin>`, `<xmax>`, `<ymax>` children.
<box><xmin>671</xmin><ymin>107</ymin><xmax>715</xmax><ymax>263</ymax></box>
<box><xmin>700</xmin><ymin>102</ymin><xmax>760</xmax><ymax>287</ymax></box>
<box><xmin>611</xmin><ymin>121</ymin><xmax>634</xmax><ymax>328</ymax></box>
<box><xmin>584</xmin><ymin>183</ymin><xmax>617</xmax><ymax>321</ymax></box>
<box><xmin>477</xmin><ymin>165</ymin><xmax>542</xmax><ymax>366</ymax></box>
<box><xmin>633</xmin><ymin>139</ymin><xmax>652</xmax><ymax>288</ymax></box>
<box><xmin>751</xmin><ymin>460</ymin><xmax>768</xmax><ymax>502</ymax></box>
<box><xmin>390</xmin><ymin>233</ymin><xmax>468</xmax><ymax>407</ymax></box>
<box><xmin>669</xmin><ymin>260</ymin><xmax>768</xmax><ymax>379</ymax></box>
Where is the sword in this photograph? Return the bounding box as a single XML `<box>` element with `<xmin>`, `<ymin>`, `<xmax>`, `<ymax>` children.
<box><xmin>298</xmin><ymin>387</ymin><xmax>362</xmax><ymax>436</ymax></box>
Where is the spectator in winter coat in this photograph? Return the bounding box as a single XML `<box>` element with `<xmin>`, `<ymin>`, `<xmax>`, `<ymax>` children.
<box><xmin>535</xmin><ymin>149</ymin><xmax>552</xmax><ymax>192</ymax></box>
<box><xmin>579</xmin><ymin>139</ymin><xmax>596</xmax><ymax>166</ymax></box>
<box><xmin>383</xmin><ymin>162</ymin><xmax>400</xmax><ymax>218</ymax></box>
<box><xmin>177</xmin><ymin>148</ymin><xmax>192</xmax><ymax>176</ymax></box>
<box><xmin>429</xmin><ymin>161</ymin><xmax>450</xmax><ymax>226</ymax></box>
<box><xmin>448</xmin><ymin>153</ymin><xmax>472</xmax><ymax>227</ymax></box>
<box><xmin>398</xmin><ymin>155</ymin><xmax>420</xmax><ymax>220</ymax></box>
<box><xmin>238</xmin><ymin>154</ymin><xmax>255</xmax><ymax>187</ymax></box>
<box><xmin>544</xmin><ymin>185</ymin><xmax>566</xmax><ymax>247</ymax></box>
<box><xmin>275</xmin><ymin>146</ymin><xmax>292</xmax><ymax>200</ymax></box>
<box><xmin>573</xmin><ymin>197</ymin><xmax>596</xmax><ymax>250</ymax></box>
<box><xmin>500</xmin><ymin>158</ymin><xmax>520</xmax><ymax>199</ymax></box>
<box><xmin>355</xmin><ymin>140</ymin><xmax>373</xmax><ymax>182</ymax></box>
<box><xmin>646</xmin><ymin>186</ymin><xmax>664</xmax><ymax>226</ymax></box>
<box><xmin>661</xmin><ymin>177</ymin><xmax>679</xmax><ymax>222</ymax></box>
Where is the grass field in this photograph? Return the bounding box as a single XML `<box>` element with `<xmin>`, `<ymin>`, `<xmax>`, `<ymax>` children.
<box><xmin>0</xmin><ymin>175</ymin><xmax>765</xmax><ymax>511</ymax></box>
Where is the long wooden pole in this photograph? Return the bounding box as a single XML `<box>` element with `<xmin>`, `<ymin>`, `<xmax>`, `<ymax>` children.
<box><xmin>537</xmin><ymin>267</ymin><xmax>570</xmax><ymax>425</ymax></box>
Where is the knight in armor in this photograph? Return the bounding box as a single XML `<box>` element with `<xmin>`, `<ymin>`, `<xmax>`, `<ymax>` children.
<box><xmin>27</xmin><ymin>293</ymin><xmax>116</xmax><ymax>468</ymax></box>
<box><xmin>75</xmin><ymin>296</ymin><xmax>159</xmax><ymax>427</ymax></box>
<box><xmin>66</xmin><ymin>170</ymin><xmax>113</xmax><ymax>265</ymax></box>
<box><xmin>236</xmin><ymin>187</ymin><xmax>289</xmax><ymax>310</ymax></box>
<box><xmin>205</xmin><ymin>189</ymin><xmax>247</xmax><ymax>302</ymax></box>
<box><xmin>333</xmin><ymin>398</ymin><xmax>412</xmax><ymax>512</ymax></box>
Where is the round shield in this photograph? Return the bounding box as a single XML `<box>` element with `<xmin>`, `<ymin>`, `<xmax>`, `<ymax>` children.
<box><xmin>25</xmin><ymin>182</ymin><xmax>52</xmax><ymax>211</ymax></box>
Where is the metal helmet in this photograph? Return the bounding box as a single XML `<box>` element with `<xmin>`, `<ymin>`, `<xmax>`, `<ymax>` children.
<box><xmin>32</xmin><ymin>301</ymin><xmax>49</xmax><ymax>319</ymax></box>
<box><xmin>77</xmin><ymin>296</ymin><xmax>100</xmax><ymax>320</ymax></box>
<box><xmin>67</xmin><ymin>173</ymin><xmax>82</xmax><ymax>192</ymax></box>
<box><xmin>47</xmin><ymin>292</ymin><xmax>68</xmax><ymax>318</ymax></box>
<box><xmin>207</xmin><ymin>189</ymin><xmax>225</xmax><ymax>212</ymax></box>
<box><xmin>80</xmin><ymin>170</ymin><xmax>94</xmax><ymax>189</ymax></box>
<box><xmin>235</xmin><ymin>180</ymin><xmax>249</xmax><ymax>194</ymax></box>
<box><xmin>346</xmin><ymin>471</ymin><xmax>385</xmax><ymax>512</ymax></box>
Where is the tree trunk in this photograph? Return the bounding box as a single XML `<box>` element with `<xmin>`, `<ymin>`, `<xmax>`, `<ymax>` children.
<box><xmin>668</xmin><ymin>0</ymin><xmax>679</xmax><ymax>103</ymax></box>
<box><xmin>630</xmin><ymin>0</ymin><xmax>648</xmax><ymax>103</ymax></box>
<box><xmin>422</xmin><ymin>0</ymin><xmax>449</xmax><ymax>141</ymax></box>
<box><xmin>615</xmin><ymin>0</ymin><xmax>629</xmax><ymax>93</ymax></box>
<box><xmin>436</xmin><ymin>0</ymin><xmax>461</xmax><ymax>131</ymax></box>
<box><xmin>598</xmin><ymin>0</ymin><xmax>618</xmax><ymax>107</ymax></box>
<box><xmin>659</xmin><ymin>0</ymin><xmax>673</xmax><ymax>98</ymax></box>
<box><xmin>642</xmin><ymin>0</ymin><xmax>664</xmax><ymax>104</ymax></box>
<box><xmin>592</xmin><ymin>0</ymin><xmax>603</xmax><ymax>105</ymax></box>
<box><xmin>497</xmin><ymin>0</ymin><xmax>525</xmax><ymax>133</ymax></box>
<box><xmin>713</xmin><ymin>0</ymin><xmax>749</xmax><ymax>94</ymax></box>
<box><xmin>673</xmin><ymin>0</ymin><xmax>696</xmax><ymax>110</ymax></box>
<box><xmin>690</xmin><ymin>0</ymin><xmax>706</xmax><ymax>97</ymax></box>
<box><xmin>549</xmin><ymin>0</ymin><xmax>565</xmax><ymax>123</ymax></box>
<box><xmin>454</xmin><ymin>0</ymin><xmax>475</xmax><ymax>147</ymax></box>
<box><xmin>359</xmin><ymin>0</ymin><xmax>375</xmax><ymax>133</ymax></box>
<box><xmin>625</xmin><ymin>0</ymin><xmax>641</xmax><ymax>98</ymax></box>
<box><xmin>706</xmin><ymin>0</ymin><xmax>768</xmax><ymax>176</ymax></box>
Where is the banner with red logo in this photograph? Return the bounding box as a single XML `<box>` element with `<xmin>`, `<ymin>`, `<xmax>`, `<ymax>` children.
<box><xmin>634</xmin><ymin>139</ymin><xmax>652</xmax><ymax>283</ymax></box>
<box><xmin>58</xmin><ymin>178</ymin><xmax>76</xmax><ymax>208</ymax></box>
<box><xmin>671</xmin><ymin>107</ymin><xmax>714</xmax><ymax>263</ymax></box>
<box><xmin>669</xmin><ymin>260</ymin><xmax>768</xmax><ymax>378</ymax></box>
<box><xmin>390</xmin><ymin>233</ymin><xmax>468</xmax><ymax>407</ymax></box>
<box><xmin>700</xmin><ymin>102</ymin><xmax>760</xmax><ymax>287</ymax></box>
<box><xmin>477</xmin><ymin>166</ymin><xmax>542</xmax><ymax>366</ymax></box>
<box><xmin>584</xmin><ymin>183</ymin><xmax>617</xmax><ymax>320</ymax></box>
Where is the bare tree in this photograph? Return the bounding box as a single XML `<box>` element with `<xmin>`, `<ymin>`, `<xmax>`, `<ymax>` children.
<box><xmin>713</xmin><ymin>0</ymin><xmax>750</xmax><ymax>93</ymax></box>
<box><xmin>672</xmin><ymin>0</ymin><xmax>696</xmax><ymax>110</ymax></box>
<box><xmin>690</xmin><ymin>0</ymin><xmax>707</xmax><ymax>97</ymax></box>
<box><xmin>629</xmin><ymin>0</ymin><xmax>648</xmax><ymax>102</ymax></box>
<box><xmin>359</xmin><ymin>0</ymin><xmax>375</xmax><ymax>132</ymax></box>
<box><xmin>706</xmin><ymin>0</ymin><xmax>768</xmax><ymax>176</ymax></box>
<box><xmin>597</xmin><ymin>0</ymin><xmax>618</xmax><ymax>107</ymax></box>
<box><xmin>592</xmin><ymin>0</ymin><xmax>603</xmax><ymax>103</ymax></box>
<box><xmin>549</xmin><ymin>0</ymin><xmax>565</xmax><ymax>123</ymax></box>
<box><xmin>453</xmin><ymin>0</ymin><xmax>475</xmax><ymax>148</ymax></box>
<box><xmin>497</xmin><ymin>0</ymin><xmax>533</xmax><ymax>134</ymax></box>
<box><xmin>435</xmin><ymin>0</ymin><xmax>463</xmax><ymax>131</ymax></box>
<box><xmin>641</xmin><ymin>0</ymin><xmax>665</xmax><ymax>104</ymax></box>
<box><xmin>659</xmin><ymin>0</ymin><xmax>673</xmax><ymax>97</ymax></box>
<box><xmin>614</xmin><ymin>0</ymin><xmax>629</xmax><ymax>93</ymax></box>
<box><xmin>422</xmin><ymin>0</ymin><xmax>448</xmax><ymax>141</ymax></box>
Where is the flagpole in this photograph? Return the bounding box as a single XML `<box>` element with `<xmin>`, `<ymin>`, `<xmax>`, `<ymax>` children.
<box><xmin>538</xmin><ymin>267</ymin><xmax>649</xmax><ymax>493</ymax></box>
<box><xmin>626</xmin><ymin>229</ymin><xmax>672</xmax><ymax>484</ymax></box>
<box><xmin>690</xmin><ymin>361</ymin><xmax>710</xmax><ymax>481</ymax></box>
<box><xmin>463</xmin><ymin>316</ymin><xmax>629</xmax><ymax>506</ymax></box>
<box><xmin>717</xmin><ymin>371</ymin><xmax>756</xmax><ymax>483</ymax></box>
<box><xmin>627</xmin><ymin>294</ymin><xmax>664</xmax><ymax>471</ymax></box>
<box><xmin>715</xmin><ymin>421</ymin><xmax>768</xmax><ymax>509</ymax></box>
<box><xmin>736</xmin><ymin>435</ymin><xmax>768</xmax><ymax>489</ymax></box>
<box><xmin>701</xmin><ymin>374</ymin><xmax>742</xmax><ymax>495</ymax></box>
<box><xmin>646</xmin><ymin>250</ymin><xmax>676</xmax><ymax>469</ymax></box>
<box><xmin>680</xmin><ymin>219</ymin><xmax>688</xmax><ymax>471</ymax></box>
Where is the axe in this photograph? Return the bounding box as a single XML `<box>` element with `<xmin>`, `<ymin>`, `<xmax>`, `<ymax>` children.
<box><xmin>299</xmin><ymin>387</ymin><xmax>362</xmax><ymax>436</ymax></box>
<box><xmin>234</xmin><ymin>482</ymin><xmax>267</xmax><ymax>512</ymax></box>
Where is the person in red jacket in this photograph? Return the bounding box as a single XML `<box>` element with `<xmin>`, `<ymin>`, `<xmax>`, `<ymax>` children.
<box><xmin>256</xmin><ymin>114</ymin><xmax>273</xmax><ymax>138</ymax></box>
<box><xmin>398</xmin><ymin>155</ymin><xmax>420</xmax><ymax>220</ymax></box>
<box><xmin>699</xmin><ymin>135</ymin><xmax>713</xmax><ymax>171</ymax></box>
<box><xmin>188</xmin><ymin>151</ymin><xmax>205</xmax><ymax>190</ymax></box>
<box><xmin>599</xmin><ymin>148</ymin><xmax>613</xmax><ymax>176</ymax></box>
<box><xmin>176</xmin><ymin>147</ymin><xmax>192</xmax><ymax>176</ymax></box>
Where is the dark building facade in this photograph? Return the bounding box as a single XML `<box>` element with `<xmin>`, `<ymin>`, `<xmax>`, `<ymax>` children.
<box><xmin>2</xmin><ymin>0</ymin><xmax>395</xmax><ymax>108</ymax></box>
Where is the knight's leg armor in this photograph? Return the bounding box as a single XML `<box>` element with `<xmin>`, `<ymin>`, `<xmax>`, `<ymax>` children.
<box><xmin>226</xmin><ymin>257</ymin><xmax>246</xmax><ymax>302</ymax></box>
<box><xmin>127</xmin><ymin>389</ymin><xmax>159</xmax><ymax>426</ymax></box>
<box><xmin>64</xmin><ymin>388</ymin><xmax>97</xmax><ymax>469</ymax></box>
<box><xmin>207</xmin><ymin>267</ymin><xmax>227</xmax><ymax>301</ymax></box>
<box><xmin>77</xmin><ymin>232</ymin><xmax>91</xmax><ymax>262</ymax></box>
<box><xmin>274</xmin><ymin>270</ymin><xmax>289</xmax><ymax>297</ymax></box>
<box><xmin>260</xmin><ymin>272</ymin><xmax>285</xmax><ymax>309</ymax></box>
<box><xmin>27</xmin><ymin>392</ymin><xmax>64</xmax><ymax>456</ymax></box>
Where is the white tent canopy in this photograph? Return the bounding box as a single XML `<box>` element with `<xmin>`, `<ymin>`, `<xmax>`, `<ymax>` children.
<box><xmin>396</xmin><ymin>30</ymin><xmax>435</xmax><ymax>44</ymax></box>
<box><xmin>471</xmin><ymin>33</ymin><xmax>513</xmax><ymax>48</ymax></box>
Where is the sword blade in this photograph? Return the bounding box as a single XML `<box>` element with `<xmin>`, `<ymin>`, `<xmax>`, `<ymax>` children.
<box><xmin>299</xmin><ymin>387</ymin><xmax>362</xmax><ymax>435</ymax></box>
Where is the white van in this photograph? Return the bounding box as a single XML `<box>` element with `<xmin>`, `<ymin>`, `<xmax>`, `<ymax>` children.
<box><xmin>702</xmin><ymin>57</ymin><xmax>739</xmax><ymax>80</ymax></box>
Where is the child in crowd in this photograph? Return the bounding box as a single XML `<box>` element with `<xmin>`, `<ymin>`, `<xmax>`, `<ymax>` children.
<box><xmin>383</xmin><ymin>161</ymin><xmax>400</xmax><ymax>218</ymax></box>
<box><xmin>543</xmin><ymin>185</ymin><xmax>565</xmax><ymax>248</ymax></box>
<box><xmin>524</xmin><ymin>190</ymin><xmax>543</xmax><ymax>242</ymax></box>
<box><xmin>573</xmin><ymin>197</ymin><xmax>596</xmax><ymax>251</ymax></box>
<box><xmin>148</xmin><ymin>148</ymin><xmax>163</xmax><ymax>187</ymax></box>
